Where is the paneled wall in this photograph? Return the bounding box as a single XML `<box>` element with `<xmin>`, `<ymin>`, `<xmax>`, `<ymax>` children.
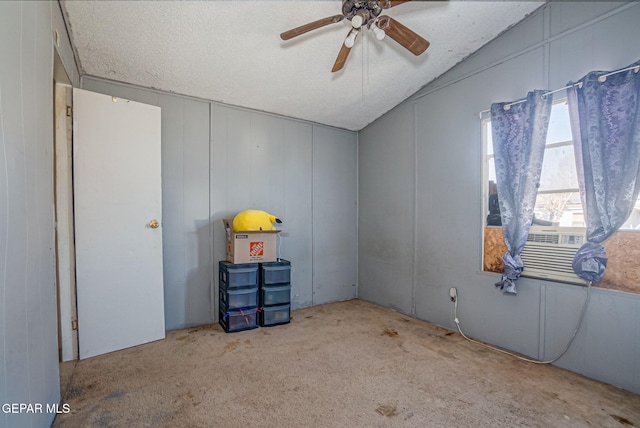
<box><xmin>312</xmin><ymin>126</ymin><xmax>358</xmax><ymax>305</ymax></box>
<box><xmin>359</xmin><ymin>1</ymin><xmax>640</xmax><ymax>394</ymax></box>
<box><xmin>210</xmin><ymin>105</ymin><xmax>358</xmax><ymax>313</ymax></box>
<box><xmin>83</xmin><ymin>78</ymin><xmax>358</xmax><ymax>329</ymax></box>
<box><xmin>358</xmin><ymin>102</ymin><xmax>416</xmax><ymax>315</ymax></box>
<box><xmin>0</xmin><ymin>2</ymin><xmax>79</xmax><ymax>427</ymax></box>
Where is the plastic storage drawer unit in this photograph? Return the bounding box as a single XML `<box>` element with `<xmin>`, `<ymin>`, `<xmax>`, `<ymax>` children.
<box><xmin>219</xmin><ymin>287</ymin><xmax>258</xmax><ymax>310</ymax></box>
<box><xmin>219</xmin><ymin>261</ymin><xmax>258</xmax><ymax>290</ymax></box>
<box><xmin>260</xmin><ymin>284</ymin><xmax>291</xmax><ymax>307</ymax></box>
<box><xmin>219</xmin><ymin>308</ymin><xmax>258</xmax><ymax>333</ymax></box>
<box><xmin>259</xmin><ymin>304</ymin><xmax>291</xmax><ymax>327</ymax></box>
<box><xmin>260</xmin><ymin>259</ymin><xmax>291</xmax><ymax>285</ymax></box>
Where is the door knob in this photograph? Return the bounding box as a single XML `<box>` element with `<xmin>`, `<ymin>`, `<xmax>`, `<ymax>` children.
<box><xmin>149</xmin><ymin>220</ymin><xmax>159</xmax><ymax>229</ymax></box>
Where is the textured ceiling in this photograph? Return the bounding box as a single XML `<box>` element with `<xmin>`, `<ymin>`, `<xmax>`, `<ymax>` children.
<box><xmin>62</xmin><ymin>1</ymin><xmax>544</xmax><ymax>131</ymax></box>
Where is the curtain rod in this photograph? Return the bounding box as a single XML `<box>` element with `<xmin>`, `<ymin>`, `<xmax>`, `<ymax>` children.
<box><xmin>478</xmin><ymin>64</ymin><xmax>640</xmax><ymax>118</ymax></box>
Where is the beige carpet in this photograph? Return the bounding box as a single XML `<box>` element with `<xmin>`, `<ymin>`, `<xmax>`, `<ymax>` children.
<box><xmin>54</xmin><ymin>299</ymin><xmax>640</xmax><ymax>427</ymax></box>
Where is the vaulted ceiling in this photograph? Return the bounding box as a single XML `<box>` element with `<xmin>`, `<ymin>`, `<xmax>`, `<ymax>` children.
<box><xmin>61</xmin><ymin>1</ymin><xmax>544</xmax><ymax>131</ymax></box>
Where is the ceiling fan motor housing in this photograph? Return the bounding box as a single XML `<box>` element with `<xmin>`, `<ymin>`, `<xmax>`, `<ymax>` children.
<box><xmin>342</xmin><ymin>0</ymin><xmax>384</xmax><ymax>26</ymax></box>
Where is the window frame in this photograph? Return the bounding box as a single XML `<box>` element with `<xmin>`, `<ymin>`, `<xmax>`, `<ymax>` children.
<box><xmin>480</xmin><ymin>97</ymin><xmax>640</xmax><ymax>292</ymax></box>
<box><xmin>482</xmin><ymin>98</ymin><xmax>640</xmax><ymax>232</ymax></box>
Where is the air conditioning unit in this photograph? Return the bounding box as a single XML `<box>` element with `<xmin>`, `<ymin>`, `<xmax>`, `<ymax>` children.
<box><xmin>520</xmin><ymin>226</ymin><xmax>587</xmax><ymax>285</ymax></box>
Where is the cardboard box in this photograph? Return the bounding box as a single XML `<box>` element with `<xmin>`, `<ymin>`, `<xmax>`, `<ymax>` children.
<box><xmin>223</xmin><ymin>218</ymin><xmax>280</xmax><ymax>264</ymax></box>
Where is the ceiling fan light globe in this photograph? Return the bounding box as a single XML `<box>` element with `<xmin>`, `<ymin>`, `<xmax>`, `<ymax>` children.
<box><xmin>344</xmin><ymin>30</ymin><xmax>358</xmax><ymax>48</ymax></box>
<box><xmin>372</xmin><ymin>25</ymin><xmax>385</xmax><ymax>40</ymax></box>
<box><xmin>351</xmin><ymin>14</ymin><xmax>364</xmax><ymax>29</ymax></box>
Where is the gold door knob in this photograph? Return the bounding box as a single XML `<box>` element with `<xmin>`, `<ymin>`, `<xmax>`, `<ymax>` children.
<box><xmin>149</xmin><ymin>220</ymin><xmax>159</xmax><ymax>229</ymax></box>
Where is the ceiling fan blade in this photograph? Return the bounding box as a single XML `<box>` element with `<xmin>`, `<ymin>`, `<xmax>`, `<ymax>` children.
<box><xmin>378</xmin><ymin>16</ymin><xmax>430</xmax><ymax>56</ymax></box>
<box><xmin>332</xmin><ymin>29</ymin><xmax>360</xmax><ymax>73</ymax></box>
<box><xmin>280</xmin><ymin>15</ymin><xmax>345</xmax><ymax>41</ymax></box>
<box><xmin>332</xmin><ymin>42</ymin><xmax>352</xmax><ymax>73</ymax></box>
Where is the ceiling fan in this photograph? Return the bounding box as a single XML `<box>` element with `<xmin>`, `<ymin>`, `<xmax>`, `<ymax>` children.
<box><xmin>280</xmin><ymin>0</ymin><xmax>430</xmax><ymax>73</ymax></box>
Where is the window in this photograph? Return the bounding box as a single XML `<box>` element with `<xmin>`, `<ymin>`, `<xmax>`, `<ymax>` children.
<box><xmin>483</xmin><ymin>99</ymin><xmax>640</xmax><ymax>230</ymax></box>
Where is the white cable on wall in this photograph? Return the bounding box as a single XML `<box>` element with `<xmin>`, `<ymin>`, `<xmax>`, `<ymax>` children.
<box><xmin>277</xmin><ymin>232</ymin><xmax>283</xmax><ymax>261</ymax></box>
<box><xmin>453</xmin><ymin>283</ymin><xmax>591</xmax><ymax>364</ymax></box>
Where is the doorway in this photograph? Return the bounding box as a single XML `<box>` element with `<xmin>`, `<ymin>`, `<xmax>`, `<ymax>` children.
<box><xmin>53</xmin><ymin>49</ymin><xmax>78</xmax><ymax>361</ymax></box>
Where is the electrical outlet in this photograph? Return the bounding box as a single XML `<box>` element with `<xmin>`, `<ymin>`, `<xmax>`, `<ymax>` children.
<box><xmin>449</xmin><ymin>287</ymin><xmax>457</xmax><ymax>302</ymax></box>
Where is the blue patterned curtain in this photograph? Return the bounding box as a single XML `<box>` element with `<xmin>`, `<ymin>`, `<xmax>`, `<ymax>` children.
<box><xmin>567</xmin><ymin>61</ymin><xmax>640</xmax><ymax>283</ymax></box>
<box><xmin>491</xmin><ymin>90</ymin><xmax>552</xmax><ymax>294</ymax></box>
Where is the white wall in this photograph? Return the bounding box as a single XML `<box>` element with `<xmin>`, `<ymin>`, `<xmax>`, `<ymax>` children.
<box><xmin>359</xmin><ymin>1</ymin><xmax>640</xmax><ymax>395</ymax></box>
<box><xmin>0</xmin><ymin>2</ymin><xmax>79</xmax><ymax>427</ymax></box>
<box><xmin>211</xmin><ymin>105</ymin><xmax>358</xmax><ymax>311</ymax></box>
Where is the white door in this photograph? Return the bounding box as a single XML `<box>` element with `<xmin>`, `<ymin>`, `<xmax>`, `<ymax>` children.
<box><xmin>73</xmin><ymin>88</ymin><xmax>165</xmax><ymax>359</ymax></box>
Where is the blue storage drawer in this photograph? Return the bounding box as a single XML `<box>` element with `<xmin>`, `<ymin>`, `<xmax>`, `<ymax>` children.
<box><xmin>259</xmin><ymin>304</ymin><xmax>291</xmax><ymax>327</ymax></box>
<box><xmin>260</xmin><ymin>284</ymin><xmax>291</xmax><ymax>307</ymax></box>
<box><xmin>219</xmin><ymin>308</ymin><xmax>258</xmax><ymax>333</ymax></box>
<box><xmin>219</xmin><ymin>287</ymin><xmax>258</xmax><ymax>310</ymax></box>
<box><xmin>219</xmin><ymin>260</ymin><xmax>258</xmax><ymax>289</ymax></box>
<box><xmin>260</xmin><ymin>259</ymin><xmax>291</xmax><ymax>285</ymax></box>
